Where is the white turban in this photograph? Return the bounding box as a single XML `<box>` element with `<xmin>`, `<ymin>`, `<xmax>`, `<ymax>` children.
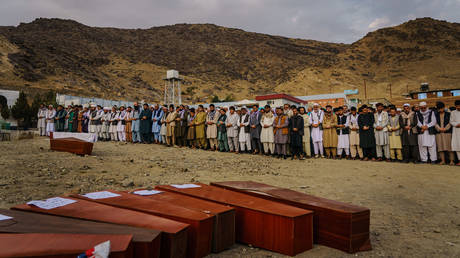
<box><xmin>419</xmin><ymin>102</ymin><xmax>427</xmax><ymax>107</ymax></box>
<box><xmin>403</xmin><ymin>103</ymin><xmax>410</xmax><ymax>107</ymax></box>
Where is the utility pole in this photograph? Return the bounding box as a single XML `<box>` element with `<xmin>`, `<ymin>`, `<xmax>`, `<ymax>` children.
<box><xmin>389</xmin><ymin>83</ymin><xmax>392</xmax><ymax>99</ymax></box>
<box><xmin>387</xmin><ymin>69</ymin><xmax>392</xmax><ymax>100</ymax></box>
<box><xmin>363</xmin><ymin>79</ymin><xmax>367</xmax><ymax>103</ymax></box>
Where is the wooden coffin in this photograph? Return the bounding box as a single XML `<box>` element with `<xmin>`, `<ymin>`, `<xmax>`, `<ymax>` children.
<box><xmin>0</xmin><ymin>233</ymin><xmax>133</xmax><ymax>258</ymax></box>
<box><xmin>13</xmin><ymin>197</ymin><xmax>189</xmax><ymax>258</ymax></box>
<box><xmin>156</xmin><ymin>183</ymin><xmax>314</xmax><ymax>256</ymax></box>
<box><xmin>130</xmin><ymin>188</ymin><xmax>235</xmax><ymax>253</ymax></box>
<box><xmin>71</xmin><ymin>190</ymin><xmax>214</xmax><ymax>258</ymax></box>
<box><xmin>0</xmin><ymin>208</ymin><xmax>161</xmax><ymax>258</ymax></box>
<box><xmin>50</xmin><ymin>137</ymin><xmax>93</xmax><ymax>155</ymax></box>
<box><xmin>210</xmin><ymin>181</ymin><xmax>371</xmax><ymax>253</ymax></box>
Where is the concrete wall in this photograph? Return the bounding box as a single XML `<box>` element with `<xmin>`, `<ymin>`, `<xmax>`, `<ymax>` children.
<box><xmin>257</xmin><ymin>99</ymin><xmax>300</xmax><ymax>108</ymax></box>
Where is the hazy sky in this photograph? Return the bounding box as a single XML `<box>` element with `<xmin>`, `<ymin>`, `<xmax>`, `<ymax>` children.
<box><xmin>1</xmin><ymin>0</ymin><xmax>459</xmax><ymax>43</ymax></box>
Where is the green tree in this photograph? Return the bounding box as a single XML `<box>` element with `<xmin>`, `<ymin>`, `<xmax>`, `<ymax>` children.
<box><xmin>211</xmin><ymin>95</ymin><xmax>221</xmax><ymax>103</ymax></box>
<box><xmin>0</xmin><ymin>95</ymin><xmax>9</xmax><ymax>120</ymax></box>
<box><xmin>43</xmin><ymin>90</ymin><xmax>57</xmax><ymax>106</ymax></box>
<box><xmin>11</xmin><ymin>91</ymin><xmax>31</xmax><ymax>129</ymax></box>
<box><xmin>30</xmin><ymin>93</ymin><xmax>42</xmax><ymax>126</ymax></box>
<box><xmin>0</xmin><ymin>105</ymin><xmax>10</xmax><ymax>120</ymax></box>
<box><xmin>223</xmin><ymin>94</ymin><xmax>234</xmax><ymax>102</ymax></box>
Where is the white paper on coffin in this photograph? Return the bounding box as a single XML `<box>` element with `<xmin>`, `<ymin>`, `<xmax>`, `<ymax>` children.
<box><xmin>132</xmin><ymin>190</ymin><xmax>163</xmax><ymax>196</ymax></box>
<box><xmin>82</xmin><ymin>191</ymin><xmax>121</xmax><ymax>200</ymax></box>
<box><xmin>27</xmin><ymin>197</ymin><xmax>76</xmax><ymax>210</ymax></box>
<box><xmin>171</xmin><ymin>184</ymin><xmax>201</xmax><ymax>189</ymax></box>
<box><xmin>52</xmin><ymin>132</ymin><xmax>97</xmax><ymax>143</ymax></box>
<box><xmin>0</xmin><ymin>214</ymin><xmax>13</xmax><ymax>221</ymax></box>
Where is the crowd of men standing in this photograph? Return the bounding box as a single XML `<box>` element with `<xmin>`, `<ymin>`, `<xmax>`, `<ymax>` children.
<box><xmin>37</xmin><ymin>100</ymin><xmax>460</xmax><ymax>165</ymax></box>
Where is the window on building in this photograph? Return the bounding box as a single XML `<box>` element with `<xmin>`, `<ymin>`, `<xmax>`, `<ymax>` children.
<box><xmin>451</xmin><ymin>90</ymin><xmax>460</xmax><ymax>97</ymax></box>
<box><xmin>418</xmin><ymin>93</ymin><xmax>427</xmax><ymax>99</ymax></box>
<box><xmin>437</xmin><ymin>91</ymin><xmax>443</xmax><ymax>97</ymax></box>
<box><xmin>267</xmin><ymin>100</ymin><xmax>274</xmax><ymax>105</ymax></box>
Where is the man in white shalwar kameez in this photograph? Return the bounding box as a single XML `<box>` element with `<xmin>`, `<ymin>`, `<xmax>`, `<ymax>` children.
<box><xmin>109</xmin><ymin>107</ymin><xmax>118</xmax><ymax>141</ymax></box>
<box><xmin>309</xmin><ymin>103</ymin><xmax>324</xmax><ymax>158</ymax></box>
<box><xmin>238</xmin><ymin>107</ymin><xmax>251</xmax><ymax>152</ymax></box>
<box><xmin>45</xmin><ymin>105</ymin><xmax>56</xmax><ymax>136</ymax></box>
<box><xmin>416</xmin><ymin>102</ymin><xmax>437</xmax><ymax>163</ymax></box>
<box><xmin>116</xmin><ymin>106</ymin><xmax>127</xmax><ymax>142</ymax></box>
<box><xmin>260</xmin><ymin>105</ymin><xmax>275</xmax><ymax>155</ymax></box>
<box><xmin>37</xmin><ymin>104</ymin><xmax>47</xmax><ymax>136</ymax></box>
<box><xmin>101</xmin><ymin>107</ymin><xmax>111</xmax><ymax>141</ymax></box>
<box><xmin>336</xmin><ymin>107</ymin><xmax>350</xmax><ymax>158</ymax></box>
<box><xmin>374</xmin><ymin>103</ymin><xmax>390</xmax><ymax>161</ymax></box>
<box><xmin>96</xmin><ymin>105</ymin><xmax>104</xmax><ymax>139</ymax></box>
<box><xmin>89</xmin><ymin>105</ymin><xmax>103</xmax><ymax>140</ymax></box>
<box><xmin>450</xmin><ymin>100</ymin><xmax>460</xmax><ymax>165</ymax></box>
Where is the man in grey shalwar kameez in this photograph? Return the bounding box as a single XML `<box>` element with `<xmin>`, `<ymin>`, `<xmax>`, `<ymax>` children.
<box><xmin>249</xmin><ymin>105</ymin><xmax>262</xmax><ymax>154</ymax></box>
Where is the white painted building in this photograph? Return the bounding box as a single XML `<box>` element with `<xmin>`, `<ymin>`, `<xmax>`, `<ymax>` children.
<box><xmin>255</xmin><ymin>93</ymin><xmax>307</xmax><ymax>107</ymax></box>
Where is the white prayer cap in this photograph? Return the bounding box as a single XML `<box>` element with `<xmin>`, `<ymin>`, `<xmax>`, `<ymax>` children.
<box><xmin>403</xmin><ymin>103</ymin><xmax>410</xmax><ymax>107</ymax></box>
<box><xmin>90</xmin><ymin>104</ymin><xmax>96</xmax><ymax>108</ymax></box>
<box><xmin>150</xmin><ymin>104</ymin><xmax>155</xmax><ymax>108</ymax></box>
<box><xmin>313</xmin><ymin>103</ymin><xmax>319</xmax><ymax>107</ymax></box>
<box><xmin>48</xmin><ymin>104</ymin><xmax>53</xmax><ymax>107</ymax></box>
<box><xmin>397</xmin><ymin>108</ymin><xmax>402</xmax><ymax>111</ymax></box>
<box><xmin>103</xmin><ymin>107</ymin><xmax>110</xmax><ymax>110</ymax></box>
<box><xmin>419</xmin><ymin>101</ymin><xmax>427</xmax><ymax>107</ymax></box>
<box><xmin>223</xmin><ymin>106</ymin><xmax>229</xmax><ymax>109</ymax></box>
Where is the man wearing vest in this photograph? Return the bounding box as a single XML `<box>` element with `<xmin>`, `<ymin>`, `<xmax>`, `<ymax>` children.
<box><xmin>336</xmin><ymin>107</ymin><xmax>350</xmax><ymax>159</ymax></box>
<box><xmin>237</xmin><ymin>107</ymin><xmax>251</xmax><ymax>153</ymax></box>
<box><xmin>416</xmin><ymin>102</ymin><xmax>437</xmax><ymax>163</ymax></box>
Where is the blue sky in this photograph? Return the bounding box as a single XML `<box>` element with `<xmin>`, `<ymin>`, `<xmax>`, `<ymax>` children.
<box><xmin>1</xmin><ymin>0</ymin><xmax>459</xmax><ymax>43</ymax></box>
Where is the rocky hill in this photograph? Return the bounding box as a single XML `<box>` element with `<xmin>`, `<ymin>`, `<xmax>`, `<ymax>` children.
<box><xmin>0</xmin><ymin>17</ymin><xmax>459</xmax><ymax>103</ymax></box>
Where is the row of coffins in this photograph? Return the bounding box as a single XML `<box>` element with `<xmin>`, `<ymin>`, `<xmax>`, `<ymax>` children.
<box><xmin>1</xmin><ymin>181</ymin><xmax>371</xmax><ymax>257</ymax></box>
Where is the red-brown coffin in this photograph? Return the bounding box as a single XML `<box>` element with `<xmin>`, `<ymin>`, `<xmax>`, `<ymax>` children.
<box><xmin>156</xmin><ymin>183</ymin><xmax>314</xmax><ymax>256</ymax></box>
<box><xmin>131</xmin><ymin>188</ymin><xmax>236</xmax><ymax>253</ymax></box>
<box><xmin>0</xmin><ymin>208</ymin><xmax>161</xmax><ymax>258</ymax></box>
<box><xmin>0</xmin><ymin>233</ymin><xmax>132</xmax><ymax>258</ymax></box>
<box><xmin>210</xmin><ymin>181</ymin><xmax>371</xmax><ymax>253</ymax></box>
<box><xmin>71</xmin><ymin>190</ymin><xmax>213</xmax><ymax>258</ymax></box>
<box><xmin>12</xmin><ymin>197</ymin><xmax>189</xmax><ymax>258</ymax></box>
<box><xmin>50</xmin><ymin>137</ymin><xmax>93</xmax><ymax>155</ymax></box>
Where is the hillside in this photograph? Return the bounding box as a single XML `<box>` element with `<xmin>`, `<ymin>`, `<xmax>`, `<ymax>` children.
<box><xmin>0</xmin><ymin>17</ymin><xmax>459</xmax><ymax>103</ymax></box>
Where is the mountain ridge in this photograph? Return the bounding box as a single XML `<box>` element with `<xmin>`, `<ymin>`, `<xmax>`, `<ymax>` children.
<box><xmin>0</xmin><ymin>17</ymin><xmax>459</xmax><ymax>103</ymax></box>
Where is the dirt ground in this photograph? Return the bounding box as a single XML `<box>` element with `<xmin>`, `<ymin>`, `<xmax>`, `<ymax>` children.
<box><xmin>1</xmin><ymin>137</ymin><xmax>459</xmax><ymax>257</ymax></box>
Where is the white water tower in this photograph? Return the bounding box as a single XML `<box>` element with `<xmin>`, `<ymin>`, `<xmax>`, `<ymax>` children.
<box><xmin>163</xmin><ymin>70</ymin><xmax>182</xmax><ymax>105</ymax></box>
